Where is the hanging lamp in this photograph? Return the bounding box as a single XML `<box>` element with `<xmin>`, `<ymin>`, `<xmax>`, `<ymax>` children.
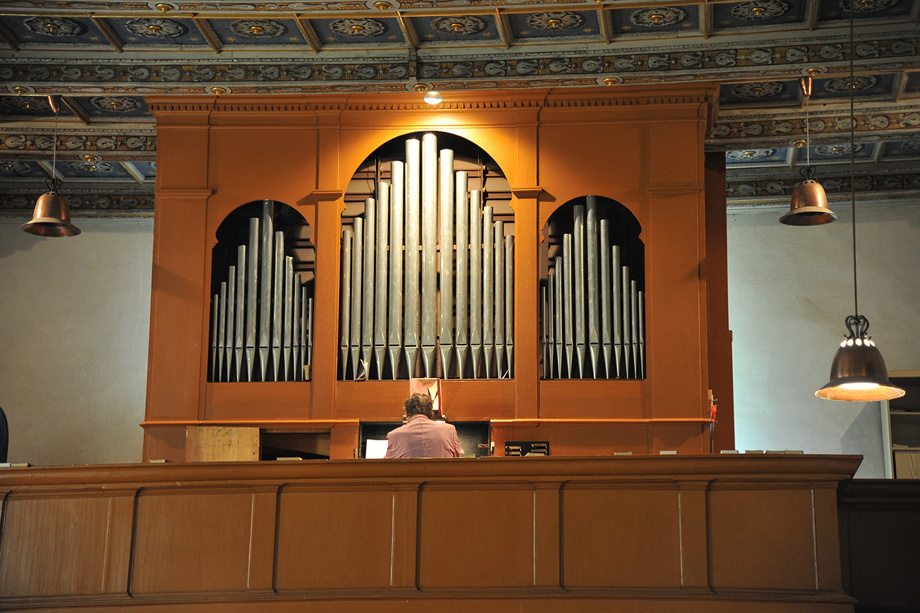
<box><xmin>815</xmin><ymin>3</ymin><xmax>903</xmax><ymax>402</ymax></box>
<box><xmin>21</xmin><ymin>95</ymin><xmax>81</xmax><ymax>237</ymax></box>
<box><xmin>780</xmin><ymin>70</ymin><xmax>837</xmax><ymax>225</ymax></box>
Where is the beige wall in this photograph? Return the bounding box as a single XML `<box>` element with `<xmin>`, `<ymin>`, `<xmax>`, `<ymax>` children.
<box><xmin>727</xmin><ymin>202</ymin><xmax>920</xmax><ymax>478</ymax></box>
<box><xmin>0</xmin><ymin>218</ymin><xmax>151</xmax><ymax>466</ymax></box>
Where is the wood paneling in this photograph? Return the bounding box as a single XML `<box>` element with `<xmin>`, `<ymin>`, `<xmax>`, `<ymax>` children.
<box><xmin>562</xmin><ymin>484</ymin><xmax>682</xmax><ymax>588</ymax></box>
<box><xmin>418</xmin><ymin>484</ymin><xmax>536</xmax><ymax>589</ymax></box>
<box><xmin>275</xmin><ymin>488</ymin><xmax>395</xmax><ymax>591</ymax></box>
<box><xmin>131</xmin><ymin>488</ymin><xmax>272</xmax><ymax>595</ymax></box>
<box><xmin>0</xmin><ymin>456</ymin><xmax>862</xmax><ymax>611</ymax></box>
<box><xmin>0</xmin><ymin>492</ymin><xmax>133</xmax><ymax>598</ymax></box>
<box><xmin>709</xmin><ymin>486</ymin><xmax>824</xmax><ymax>591</ymax></box>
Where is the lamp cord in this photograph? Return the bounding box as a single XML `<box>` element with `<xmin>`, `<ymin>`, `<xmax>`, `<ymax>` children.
<box><xmin>51</xmin><ymin>102</ymin><xmax>58</xmax><ymax>185</ymax></box>
<box><xmin>849</xmin><ymin>0</ymin><xmax>858</xmax><ymax>317</ymax></box>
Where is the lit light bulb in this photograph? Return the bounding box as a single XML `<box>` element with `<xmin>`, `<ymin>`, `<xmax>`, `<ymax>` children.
<box><xmin>424</xmin><ymin>90</ymin><xmax>442</xmax><ymax>105</ymax></box>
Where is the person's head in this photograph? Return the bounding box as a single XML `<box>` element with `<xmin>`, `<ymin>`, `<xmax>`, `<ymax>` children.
<box><xmin>405</xmin><ymin>393</ymin><xmax>434</xmax><ymax>418</ymax></box>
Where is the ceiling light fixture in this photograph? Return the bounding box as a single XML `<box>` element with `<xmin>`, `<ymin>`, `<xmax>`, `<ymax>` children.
<box><xmin>414</xmin><ymin>83</ymin><xmax>442</xmax><ymax>105</ymax></box>
<box><xmin>21</xmin><ymin>95</ymin><xmax>81</xmax><ymax>237</ymax></box>
<box><xmin>780</xmin><ymin>68</ymin><xmax>836</xmax><ymax>225</ymax></box>
<box><xmin>815</xmin><ymin>2</ymin><xmax>902</xmax><ymax>402</ymax></box>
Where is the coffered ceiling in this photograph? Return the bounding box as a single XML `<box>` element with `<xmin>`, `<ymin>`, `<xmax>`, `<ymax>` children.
<box><xmin>1</xmin><ymin>0</ymin><xmax>918</xmax><ymax>218</ymax></box>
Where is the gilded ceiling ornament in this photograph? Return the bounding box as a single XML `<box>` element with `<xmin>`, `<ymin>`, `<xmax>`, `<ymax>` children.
<box><xmin>230</xmin><ymin>19</ymin><xmax>288</xmax><ymax>38</ymax></box>
<box><xmin>0</xmin><ymin>96</ymin><xmax>52</xmax><ymax>112</ymax></box>
<box><xmin>815</xmin><ymin>143</ymin><xmax>863</xmax><ymax>155</ymax></box>
<box><xmin>825</xmin><ymin>75</ymin><xmax>877</xmax><ymax>92</ymax></box>
<box><xmin>24</xmin><ymin>16</ymin><xmax>86</xmax><ymax>37</ymax></box>
<box><xmin>726</xmin><ymin>148</ymin><xmax>776</xmax><ymax>160</ymax></box>
<box><xmin>731</xmin><ymin>0</ymin><xmax>789</xmax><ymax>20</ymax></box>
<box><xmin>330</xmin><ymin>18</ymin><xmax>387</xmax><ymax>37</ymax></box>
<box><xmin>125</xmin><ymin>18</ymin><xmax>188</xmax><ymax>38</ymax></box>
<box><xmin>0</xmin><ymin>160</ymin><xmax>31</xmax><ymax>175</ymax></box>
<box><xmin>68</xmin><ymin>160</ymin><xmax>115</xmax><ymax>174</ymax></box>
<box><xmin>431</xmin><ymin>16</ymin><xmax>487</xmax><ymax>36</ymax></box>
<box><xmin>731</xmin><ymin>81</ymin><xmax>785</xmax><ymax>98</ymax></box>
<box><xmin>629</xmin><ymin>7</ymin><xmax>687</xmax><ymax>27</ymax></box>
<box><xmin>527</xmin><ymin>12</ymin><xmax>584</xmax><ymax>31</ymax></box>
<box><xmin>90</xmin><ymin>96</ymin><xmax>142</xmax><ymax>113</ymax></box>
<box><xmin>842</xmin><ymin>0</ymin><xmax>897</xmax><ymax>11</ymax></box>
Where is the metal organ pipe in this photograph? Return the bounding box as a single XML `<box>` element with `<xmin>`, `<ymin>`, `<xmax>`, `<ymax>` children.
<box><xmin>494</xmin><ymin>220</ymin><xmax>505</xmax><ymax>378</ymax></box>
<box><xmin>337</xmin><ymin>133</ymin><xmax>514</xmax><ymax>380</ymax></box>
<box><xmin>361</xmin><ymin>197</ymin><xmax>376</xmax><ymax>376</ymax></box>
<box><xmin>404</xmin><ymin>138</ymin><xmax>421</xmax><ymax>377</ymax></box>
<box><xmin>388</xmin><ymin>163</ymin><xmax>405</xmax><ymax>380</ymax></box>
<box><xmin>349</xmin><ymin>218</ymin><xmax>364</xmax><ymax>379</ymax></box>
<box><xmin>504</xmin><ymin>234</ymin><xmax>514</xmax><ymax>377</ymax></box>
<box><xmin>482</xmin><ymin>205</ymin><xmax>494</xmax><ymax>378</ymax></box>
<box><xmin>339</xmin><ymin>229</ymin><xmax>353</xmax><ymax>378</ymax></box>
<box><xmin>421</xmin><ymin>134</ymin><xmax>438</xmax><ymax>376</ymax></box>
<box><xmin>469</xmin><ymin>190</ymin><xmax>482</xmax><ymax>378</ymax></box>
<box><xmin>454</xmin><ymin>171</ymin><xmax>469</xmax><ymax>379</ymax></box>
<box><xmin>438</xmin><ymin>149</ymin><xmax>454</xmax><ymax>378</ymax></box>
<box><xmin>374</xmin><ymin>186</ymin><xmax>390</xmax><ymax>379</ymax></box>
<box><xmin>541</xmin><ymin>199</ymin><xmax>645</xmax><ymax>380</ymax></box>
<box><xmin>209</xmin><ymin>200</ymin><xmax>314</xmax><ymax>382</ymax></box>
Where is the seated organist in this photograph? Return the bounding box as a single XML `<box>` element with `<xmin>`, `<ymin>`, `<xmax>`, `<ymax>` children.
<box><xmin>384</xmin><ymin>394</ymin><xmax>463</xmax><ymax>459</ymax></box>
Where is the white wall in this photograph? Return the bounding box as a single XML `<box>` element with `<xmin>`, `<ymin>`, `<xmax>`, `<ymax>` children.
<box><xmin>727</xmin><ymin>203</ymin><xmax>920</xmax><ymax>478</ymax></box>
<box><xmin>1</xmin><ymin>203</ymin><xmax>917</xmax><ymax>472</ymax></box>
<box><xmin>0</xmin><ymin>218</ymin><xmax>153</xmax><ymax>466</ymax></box>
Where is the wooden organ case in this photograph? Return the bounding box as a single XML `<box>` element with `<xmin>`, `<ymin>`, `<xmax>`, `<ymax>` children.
<box><xmin>143</xmin><ymin>85</ymin><xmax>732</xmax><ymax>461</ymax></box>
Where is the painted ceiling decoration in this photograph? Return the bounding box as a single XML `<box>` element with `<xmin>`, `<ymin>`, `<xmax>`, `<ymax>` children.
<box><xmin>0</xmin><ymin>0</ymin><xmax>918</xmax><ymax>215</ymax></box>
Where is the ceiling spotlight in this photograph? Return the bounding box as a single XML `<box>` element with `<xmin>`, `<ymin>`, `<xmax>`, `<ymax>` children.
<box><xmin>424</xmin><ymin>90</ymin><xmax>442</xmax><ymax>105</ymax></box>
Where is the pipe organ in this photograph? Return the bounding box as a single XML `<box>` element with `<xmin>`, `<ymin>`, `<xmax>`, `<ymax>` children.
<box><xmin>145</xmin><ymin>86</ymin><xmax>731</xmax><ymax>461</ymax></box>
<box><xmin>339</xmin><ymin>133</ymin><xmax>514</xmax><ymax>381</ymax></box>
<box><xmin>542</xmin><ymin>196</ymin><xmax>645</xmax><ymax>380</ymax></box>
<box><xmin>209</xmin><ymin>200</ymin><xmax>314</xmax><ymax>382</ymax></box>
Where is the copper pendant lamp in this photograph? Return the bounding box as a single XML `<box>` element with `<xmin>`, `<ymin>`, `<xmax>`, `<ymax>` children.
<box><xmin>780</xmin><ymin>73</ymin><xmax>837</xmax><ymax>226</ymax></box>
<box><xmin>814</xmin><ymin>4</ymin><xmax>903</xmax><ymax>402</ymax></box>
<box><xmin>21</xmin><ymin>95</ymin><xmax>81</xmax><ymax>237</ymax></box>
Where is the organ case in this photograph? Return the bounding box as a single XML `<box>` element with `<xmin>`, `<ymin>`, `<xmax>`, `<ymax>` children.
<box><xmin>144</xmin><ymin>86</ymin><xmax>731</xmax><ymax>461</ymax></box>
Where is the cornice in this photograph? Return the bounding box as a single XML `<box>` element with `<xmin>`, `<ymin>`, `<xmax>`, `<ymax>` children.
<box><xmin>0</xmin><ymin>188</ymin><xmax>155</xmax><ymax>215</ymax></box>
<box><xmin>1</xmin><ymin>32</ymin><xmax>916</xmax><ymax>95</ymax></box>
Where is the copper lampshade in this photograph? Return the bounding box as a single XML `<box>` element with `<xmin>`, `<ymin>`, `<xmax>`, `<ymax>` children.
<box><xmin>815</xmin><ymin>316</ymin><xmax>905</xmax><ymax>402</ymax></box>
<box><xmin>780</xmin><ymin>169</ymin><xmax>837</xmax><ymax>226</ymax></box>
<box><xmin>21</xmin><ymin>185</ymin><xmax>81</xmax><ymax>237</ymax></box>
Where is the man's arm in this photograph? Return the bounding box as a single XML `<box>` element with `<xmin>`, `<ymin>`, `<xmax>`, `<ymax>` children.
<box><xmin>449</xmin><ymin>425</ymin><xmax>463</xmax><ymax>457</ymax></box>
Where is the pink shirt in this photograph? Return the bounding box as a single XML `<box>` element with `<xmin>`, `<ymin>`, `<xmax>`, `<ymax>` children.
<box><xmin>384</xmin><ymin>415</ymin><xmax>464</xmax><ymax>458</ymax></box>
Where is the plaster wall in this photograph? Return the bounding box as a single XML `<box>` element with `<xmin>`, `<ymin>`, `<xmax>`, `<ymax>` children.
<box><xmin>727</xmin><ymin>202</ymin><xmax>920</xmax><ymax>478</ymax></box>
<box><xmin>0</xmin><ymin>218</ymin><xmax>152</xmax><ymax>466</ymax></box>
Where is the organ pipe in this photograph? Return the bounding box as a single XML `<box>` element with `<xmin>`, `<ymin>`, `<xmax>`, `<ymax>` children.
<box><xmin>438</xmin><ymin>149</ymin><xmax>454</xmax><ymax>377</ymax></box>
<box><xmin>421</xmin><ymin>134</ymin><xmax>438</xmax><ymax>376</ymax></box>
<box><xmin>208</xmin><ymin>201</ymin><xmax>314</xmax><ymax>382</ymax></box>
<box><xmin>404</xmin><ymin>139</ymin><xmax>421</xmax><ymax>377</ymax></box>
<box><xmin>541</xmin><ymin>198</ymin><xmax>645</xmax><ymax>379</ymax></box>
<box><xmin>374</xmin><ymin>187</ymin><xmax>389</xmax><ymax>379</ymax></box>
<box><xmin>339</xmin><ymin>229</ymin><xmax>352</xmax><ymax>378</ymax></box>
<box><xmin>338</xmin><ymin>132</ymin><xmax>514</xmax><ymax>381</ymax></box>
<box><xmin>469</xmin><ymin>190</ymin><xmax>482</xmax><ymax>379</ymax></box>
<box><xmin>388</xmin><ymin>163</ymin><xmax>405</xmax><ymax>380</ymax></box>
<box><xmin>455</xmin><ymin>171</ymin><xmax>469</xmax><ymax>379</ymax></box>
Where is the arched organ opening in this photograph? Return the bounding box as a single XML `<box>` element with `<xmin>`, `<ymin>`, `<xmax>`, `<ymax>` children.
<box><xmin>339</xmin><ymin>132</ymin><xmax>514</xmax><ymax>381</ymax></box>
<box><xmin>208</xmin><ymin>200</ymin><xmax>315</xmax><ymax>382</ymax></box>
<box><xmin>541</xmin><ymin>196</ymin><xmax>645</xmax><ymax>380</ymax></box>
